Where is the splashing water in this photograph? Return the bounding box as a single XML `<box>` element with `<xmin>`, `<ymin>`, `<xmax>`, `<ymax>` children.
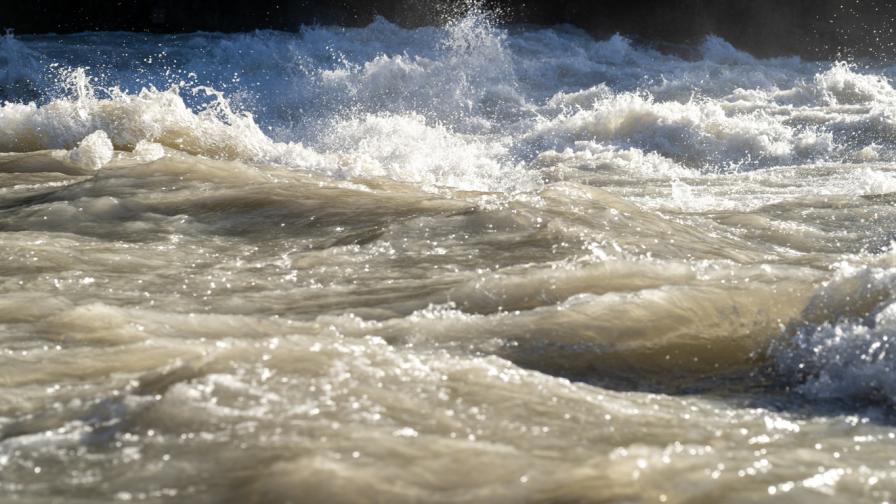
<box><xmin>3</xmin><ymin>11</ymin><xmax>896</xmax><ymax>504</ymax></box>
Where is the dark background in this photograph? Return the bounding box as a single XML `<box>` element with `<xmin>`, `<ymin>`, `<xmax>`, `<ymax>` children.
<box><xmin>3</xmin><ymin>0</ymin><xmax>895</xmax><ymax>59</ymax></box>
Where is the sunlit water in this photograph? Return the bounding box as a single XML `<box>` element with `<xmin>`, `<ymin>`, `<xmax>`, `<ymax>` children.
<box><xmin>2</xmin><ymin>11</ymin><xmax>896</xmax><ymax>503</ymax></box>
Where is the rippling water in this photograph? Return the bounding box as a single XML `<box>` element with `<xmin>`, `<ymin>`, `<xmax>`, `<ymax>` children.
<box><xmin>2</xmin><ymin>11</ymin><xmax>896</xmax><ymax>503</ymax></box>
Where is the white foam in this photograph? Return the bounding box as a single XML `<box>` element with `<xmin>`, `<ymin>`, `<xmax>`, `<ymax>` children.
<box><xmin>67</xmin><ymin>130</ymin><xmax>113</xmax><ymax>170</ymax></box>
<box><xmin>528</xmin><ymin>91</ymin><xmax>830</xmax><ymax>170</ymax></box>
<box><xmin>321</xmin><ymin>112</ymin><xmax>532</xmax><ymax>192</ymax></box>
<box><xmin>857</xmin><ymin>167</ymin><xmax>896</xmax><ymax>194</ymax></box>
<box><xmin>0</xmin><ymin>75</ymin><xmax>328</xmax><ymax>171</ymax></box>
<box><xmin>131</xmin><ymin>140</ymin><xmax>166</xmax><ymax>161</ymax></box>
<box><xmin>813</xmin><ymin>62</ymin><xmax>896</xmax><ymax>106</ymax></box>
<box><xmin>533</xmin><ymin>142</ymin><xmax>693</xmax><ymax>178</ymax></box>
<box><xmin>3</xmin><ymin>16</ymin><xmax>896</xmax><ymax>188</ymax></box>
<box><xmin>775</xmin><ymin>255</ymin><xmax>896</xmax><ymax>404</ymax></box>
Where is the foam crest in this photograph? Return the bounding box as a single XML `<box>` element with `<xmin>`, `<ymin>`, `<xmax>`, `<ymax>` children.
<box><xmin>533</xmin><ymin>142</ymin><xmax>693</xmax><ymax>179</ymax></box>
<box><xmin>775</xmin><ymin>253</ymin><xmax>896</xmax><ymax>405</ymax></box>
<box><xmin>0</xmin><ymin>71</ymin><xmax>327</xmax><ymax>169</ymax></box>
<box><xmin>67</xmin><ymin>130</ymin><xmax>113</xmax><ymax>170</ymax></box>
<box><xmin>528</xmin><ymin>91</ymin><xmax>831</xmax><ymax>170</ymax></box>
<box><xmin>312</xmin><ymin>11</ymin><xmax>521</xmax><ymax>131</ymax></box>
<box><xmin>321</xmin><ymin>113</ymin><xmax>534</xmax><ymax>192</ymax></box>
<box><xmin>5</xmin><ymin>15</ymin><xmax>896</xmax><ymax>188</ymax></box>
<box><xmin>814</xmin><ymin>62</ymin><xmax>896</xmax><ymax>106</ymax></box>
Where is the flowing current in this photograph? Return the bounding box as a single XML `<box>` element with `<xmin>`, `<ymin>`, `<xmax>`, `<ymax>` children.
<box><xmin>3</xmin><ymin>12</ymin><xmax>896</xmax><ymax>503</ymax></box>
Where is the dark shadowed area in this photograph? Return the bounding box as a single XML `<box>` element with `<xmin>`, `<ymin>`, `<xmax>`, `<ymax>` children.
<box><xmin>3</xmin><ymin>0</ymin><xmax>896</xmax><ymax>59</ymax></box>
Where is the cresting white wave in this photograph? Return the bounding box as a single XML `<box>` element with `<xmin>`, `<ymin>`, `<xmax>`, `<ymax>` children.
<box><xmin>3</xmin><ymin>18</ymin><xmax>896</xmax><ymax>191</ymax></box>
<box><xmin>774</xmin><ymin>250</ymin><xmax>896</xmax><ymax>405</ymax></box>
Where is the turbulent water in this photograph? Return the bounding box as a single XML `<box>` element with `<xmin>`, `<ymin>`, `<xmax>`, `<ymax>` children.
<box><xmin>3</xmin><ymin>11</ymin><xmax>896</xmax><ymax>503</ymax></box>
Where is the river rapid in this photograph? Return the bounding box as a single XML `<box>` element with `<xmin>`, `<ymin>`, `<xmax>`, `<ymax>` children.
<box><xmin>2</xmin><ymin>10</ymin><xmax>896</xmax><ymax>503</ymax></box>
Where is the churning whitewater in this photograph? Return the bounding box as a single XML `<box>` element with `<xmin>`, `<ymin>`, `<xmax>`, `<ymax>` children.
<box><xmin>2</xmin><ymin>11</ymin><xmax>896</xmax><ymax>503</ymax></box>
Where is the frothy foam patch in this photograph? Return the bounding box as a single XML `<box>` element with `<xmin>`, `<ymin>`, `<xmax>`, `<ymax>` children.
<box><xmin>857</xmin><ymin>167</ymin><xmax>896</xmax><ymax>194</ymax></box>
<box><xmin>131</xmin><ymin>140</ymin><xmax>166</xmax><ymax>162</ymax></box>
<box><xmin>788</xmin><ymin>302</ymin><xmax>896</xmax><ymax>404</ymax></box>
<box><xmin>528</xmin><ymin>91</ymin><xmax>832</xmax><ymax>170</ymax></box>
<box><xmin>814</xmin><ymin>62</ymin><xmax>896</xmax><ymax>106</ymax></box>
<box><xmin>4</xmin><ymin>17</ymin><xmax>896</xmax><ymax>188</ymax></box>
<box><xmin>0</xmin><ymin>30</ymin><xmax>531</xmax><ymax>192</ymax></box>
<box><xmin>321</xmin><ymin>113</ymin><xmax>535</xmax><ymax>192</ymax></box>
<box><xmin>0</xmin><ymin>74</ymin><xmax>328</xmax><ymax>172</ymax></box>
<box><xmin>67</xmin><ymin>130</ymin><xmax>113</xmax><ymax>170</ymax></box>
<box><xmin>775</xmin><ymin>255</ymin><xmax>896</xmax><ymax>405</ymax></box>
<box><xmin>308</xmin><ymin>11</ymin><xmax>523</xmax><ymax>133</ymax></box>
<box><xmin>533</xmin><ymin>142</ymin><xmax>693</xmax><ymax>179</ymax></box>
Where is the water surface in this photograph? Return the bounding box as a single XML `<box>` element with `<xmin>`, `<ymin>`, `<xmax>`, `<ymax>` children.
<box><xmin>2</xmin><ymin>13</ymin><xmax>896</xmax><ymax>503</ymax></box>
